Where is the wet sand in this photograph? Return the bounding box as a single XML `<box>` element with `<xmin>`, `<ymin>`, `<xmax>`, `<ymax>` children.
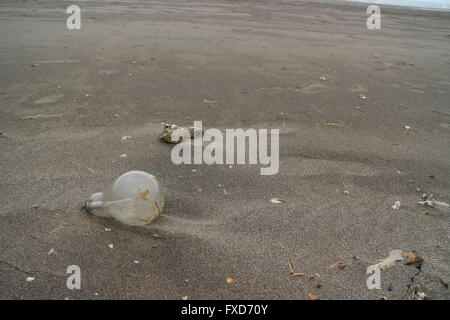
<box><xmin>0</xmin><ymin>0</ymin><xmax>449</xmax><ymax>299</ymax></box>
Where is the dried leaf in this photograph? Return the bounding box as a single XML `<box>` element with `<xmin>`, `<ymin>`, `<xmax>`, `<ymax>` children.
<box><xmin>308</xmin><ymin>294</ymin><xmax>320</xmax><ymax>300</ymax></box>
<box><xmin>329</xmin><ymin>261</ymin><xmax>345</xmax><ymax>270</ymax></box>
<box><xmin>226</xmin><ymin>277</ymin><xmax>234</xmax><ymax>284</ymax></box>
<box><xmin>403</xmin><ymin>251</ymin><xmax>423</xmax><ymax>265</ymax></box>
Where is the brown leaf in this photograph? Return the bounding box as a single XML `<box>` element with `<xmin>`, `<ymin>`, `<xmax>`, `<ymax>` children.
<box><xmin>329</xmin><ymin>261</ymin><xmax>345</xmax><ymax>270</ymax></box>
<box><xmin>403</xmin><ymin>251</ymin><xmax>424</xmax><ymax>265</ymax></box>
<box><xmin>308</xmin><ymin>294</ymin><xmax>320</xmax><ymax>300</ymax></box>
<box><xmin>226</xmin><ymin>277</ymin><xmax>234</xmax><ymax>284</ymax></box>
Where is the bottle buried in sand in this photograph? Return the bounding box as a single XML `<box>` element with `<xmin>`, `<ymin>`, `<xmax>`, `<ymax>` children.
<box><xmin>85</xmin><ymin>171</ymin><xmax>164</xmax><ymax>226</ymax></box>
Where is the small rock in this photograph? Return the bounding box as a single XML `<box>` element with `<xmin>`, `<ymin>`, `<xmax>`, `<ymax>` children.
<box><xmin>358</xmin><ymin>94</ymin><xmax>367</xmax><ymax>100</ymax></box>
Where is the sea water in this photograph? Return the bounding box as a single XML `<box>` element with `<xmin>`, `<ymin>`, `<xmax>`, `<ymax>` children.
<box><xmin>345</xmin><ymin>0</ymin><xmax>450</xmax><ymax>10</ymax></box>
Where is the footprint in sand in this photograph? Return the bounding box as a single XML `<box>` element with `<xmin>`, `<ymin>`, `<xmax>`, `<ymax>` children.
<box><xmin>34</xmin><ymin>94</ymin><xmax>64</xmax><ymax>105</ymax></box>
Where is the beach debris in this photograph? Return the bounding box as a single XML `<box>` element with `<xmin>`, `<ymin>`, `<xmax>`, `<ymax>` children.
<box><xmin>391</xmin><ymin>201</ymin><xmax>401</xmax><ymax>210</ymax></box>
<box><xmin>291</xmin><ymin>272</ymin><xmax>305</xmax><ymax>277</ymax></box>
<box><xmin>403</xmin><ymin>251</ymin><xmax>423</xmax><ymax>266</ymax></box>
<box><xmin>329</xmin><ymin>261</ymin><xmax>345</xmax><ymax>270</ymax></box>
<box><xmin>181</xmin><ymin>296</ymin><xmax>188</xmax><ymax>300</ymax></box>
<box><xmin>417</xmin><ymin>200</ymin><xmax>449</xmax><ymax>209</ymax></box>
<box><xmin>308</xmin><ymin>294</ymin><xmax>320</xmax><ymax>300</ymax></box>
<box><xmin>26</xmin><ymin>277</ymin><xmax>35</xmax><ymax>282</ymax></box>
<box><xmin>421</xmin><ymin>210</ymin><xmax>431</xmax><ymax>215</ymax></box>
<box><xmin>49</xmin><ymin>225</ymin><xmax>65</xmax><ymax>234</ymax></box>
<box><xmin>104</xmin><ymin>228</ymin><xmax>111</xmax><ymax>232</ymax></box>
<box><xmin>377</xmin><ymin>250</ymin><xmax>403</xmax><ymax>270</ymax></box>
<box><xmin>288</xmin><ymin>261</ymin><xmax>305</xmax><ymax>276</ymax></box>
<box><xmin>108</xmin><ymin>244</ymin><xmax>114</xmax><ymax>249</ymax></box>
<box><xmin>48</xmin><ymin>248</ymin><xmax>55</xmax><ymax>255</ymax></box>
<box><xmin>415</xmin><ymin>291</ymin><xmax>427</xmax><ymax>300</ymax></box>
<box><xmin>321</xmin><ymin>122</ymin><xmax>345</xmax><ymax>128</ymax></box>
<box><xmin>226</xmin><ymin>278</ymin><xmax>234</xmax><ymax>284</ymax></box>
<box><xmin>288</xmin><ymin>261</ymin><xmax>294</xmax><ymax>274</ymax></box>
<box><xmin>223</xmin><ymin>189</ymin><xmax>229</xmax><ymax>196</ymax></box>
<box><xmin>342</xmin><ymin>183</ymin><xmax>350</xmax><ymax>194</ymax></box>
<box><xmin>119</xmin><ymin>154</ymin><xmax>127</xmax><ymax>158</ymax></box>
<box><xmin>404</xmin><ymin>125</ymin><xmax>411</xmax><ymax>130</ymax></box>
<box><xmin>152</xmin><ymin>234</ymin><xmax>161</xmax><ymax>239</ymax></box>
<box><xmin>309</xmin><ymin>273</ymin><xmax>321</xmax><ymax>280</ymax></box>
<box><xmin>438</xmin><ymin>278</ymin><xmax>448</xmax><ymax>289</ymax></box>
<box><xmin>203</xmin><ymin>98</ymin><xmax>218</xmax><ymax>104</ymax></box>
<box><xmin>20</xmin><ymin>114</ymin><xmax>62</xmax><ymax>120</ymax></box>
<box><xmin>358</xmin><ymin>94</ymin><xmax>367</xmax><ymax>100</ymax></box>
<box><xmin>32</xmin><ymin>205</ymin><xmax>39</xmax><ymax>209</ymax></box>
<box><xmin>271</xmin><ymin>198</ymin><xmax>283</xmax><ymax>204</ymax></box>
<box><xmin>161</xmin><ymin>123</ymin><xmax>201</xmax><ymax>144</ymax></box>
<box><xmin>133</xmin><ymin>260</ymin><xmax>140</xmax><ymax>264</ymax></box>
<box><xmin>85</xmin><ymin>171</ymin><xmax>164</xmax><ymax>227</ymax></box>
<box><xmin>320</xmin><ymin>76</ymin><xmax>326</xmax><ymax>81</ymax></box>
<box><xmin>121</xmin><ymin>136</ymin><xmax>131</xmax><ymax>140</ymax></box>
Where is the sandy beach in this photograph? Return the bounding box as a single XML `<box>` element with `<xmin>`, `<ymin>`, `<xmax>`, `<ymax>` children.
<box><xmin>0</xmin><ymin>0</ymin><xmax>449</xmax><ymax>299</ymax></box>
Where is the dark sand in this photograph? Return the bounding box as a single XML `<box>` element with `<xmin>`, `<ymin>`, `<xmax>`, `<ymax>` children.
<box><xmin>0</xmin><ymin>0</ymin><xmax>449</xmax><ymax>299</ymax></box>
